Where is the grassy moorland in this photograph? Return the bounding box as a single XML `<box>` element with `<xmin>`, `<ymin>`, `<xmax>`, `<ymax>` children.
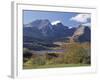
<box><xmin>23</xmin><ymin>41</ymin><xmax>91</xmax><ymax>69</ymax></box>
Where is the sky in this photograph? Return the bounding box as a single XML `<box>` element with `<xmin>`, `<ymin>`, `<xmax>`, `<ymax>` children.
<box><xmin>23</xmin><ymin>10</ymin><xmax>91</xmax><ymax>28</ymax></box>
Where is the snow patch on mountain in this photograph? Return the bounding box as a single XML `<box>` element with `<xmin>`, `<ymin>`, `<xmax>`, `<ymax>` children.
<box><xmin>51</xmin><ymin>20</ymin><xmax>61</xmax><ymax>25</ymax></box>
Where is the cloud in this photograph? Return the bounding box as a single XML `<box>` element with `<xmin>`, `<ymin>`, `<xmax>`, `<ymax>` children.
<box><xmin>51</xmin><ymin>20</ymin><xmax>61</xmax><ymax>25</ymax></box>
<box><xmin>82</xmin><ymin>23</ymin><xmax>91</xmax><ymax>26</ymax></box>
<box><xmin>70</xmin><ymin>14</ymin><xmax>90</xmax><ymax>23</ymax></box>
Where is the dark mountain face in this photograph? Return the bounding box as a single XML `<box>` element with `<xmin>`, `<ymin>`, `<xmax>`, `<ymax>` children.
<box><xmin>52</xmin><ymin>23</ymin><xmax>76</xmax><ymax>40</ymax></box>
<box><xmin>23</xmin><ymin>27</ymin><xmax>43</xmax><ymax>39</ymax></box>
<box><xmin>78</xmin><ymin>27</ymin><xmax>91</xmax><ymax>42</ymax></box>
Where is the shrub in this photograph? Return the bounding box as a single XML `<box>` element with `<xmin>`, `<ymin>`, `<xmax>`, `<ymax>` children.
<box><xmin>23</xmin><ymin>48</ymin><xmax>32</xmax><ymax>63</ymax></box>
<box><xmin>63</xmin><ymin>43</ymin><xmax>90</xmax><ymax>64</ymax></box>
<box><xmin>23</xmin><ymin>48</ymin><xmax>32</xmax><ymax>58</ymax></box>
<box><xmin>32</xmin><ymin>55</ymin><xmax>46</xmax><ymax>65</ymax></box>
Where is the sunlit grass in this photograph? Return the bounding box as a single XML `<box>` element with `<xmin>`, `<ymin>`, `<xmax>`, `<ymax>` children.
<box><xmin>23</xmin><ymin>63</ymin><xmax>90</xmax><ymax>69</ymax></box>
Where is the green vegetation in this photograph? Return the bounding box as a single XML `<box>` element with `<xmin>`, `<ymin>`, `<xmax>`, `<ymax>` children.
<box><xmin>63</xmin><ymin>43</ymin><xmax>90</xmax><ymax>64</ymax></box>
<box><xmin>23</xmin><ymin>63</ymin><xmax>90</xmax><ymax>69</ymax></box>
<box><xmin>23</xmin><ymin>42</ymin><xmax>91</xmax><ymax>69</ymax></box>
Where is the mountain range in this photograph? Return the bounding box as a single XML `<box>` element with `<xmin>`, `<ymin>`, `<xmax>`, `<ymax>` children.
<box><xmin>23</xmin><ymin>19</ymin><xmax>91</xmax><ymax>50</ymax></box>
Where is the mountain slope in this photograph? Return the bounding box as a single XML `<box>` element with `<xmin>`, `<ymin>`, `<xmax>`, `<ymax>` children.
<box><xmin>71</xmin><ymin>24</ymin><xmax>91</xmax><ymax>42</ymax></box>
